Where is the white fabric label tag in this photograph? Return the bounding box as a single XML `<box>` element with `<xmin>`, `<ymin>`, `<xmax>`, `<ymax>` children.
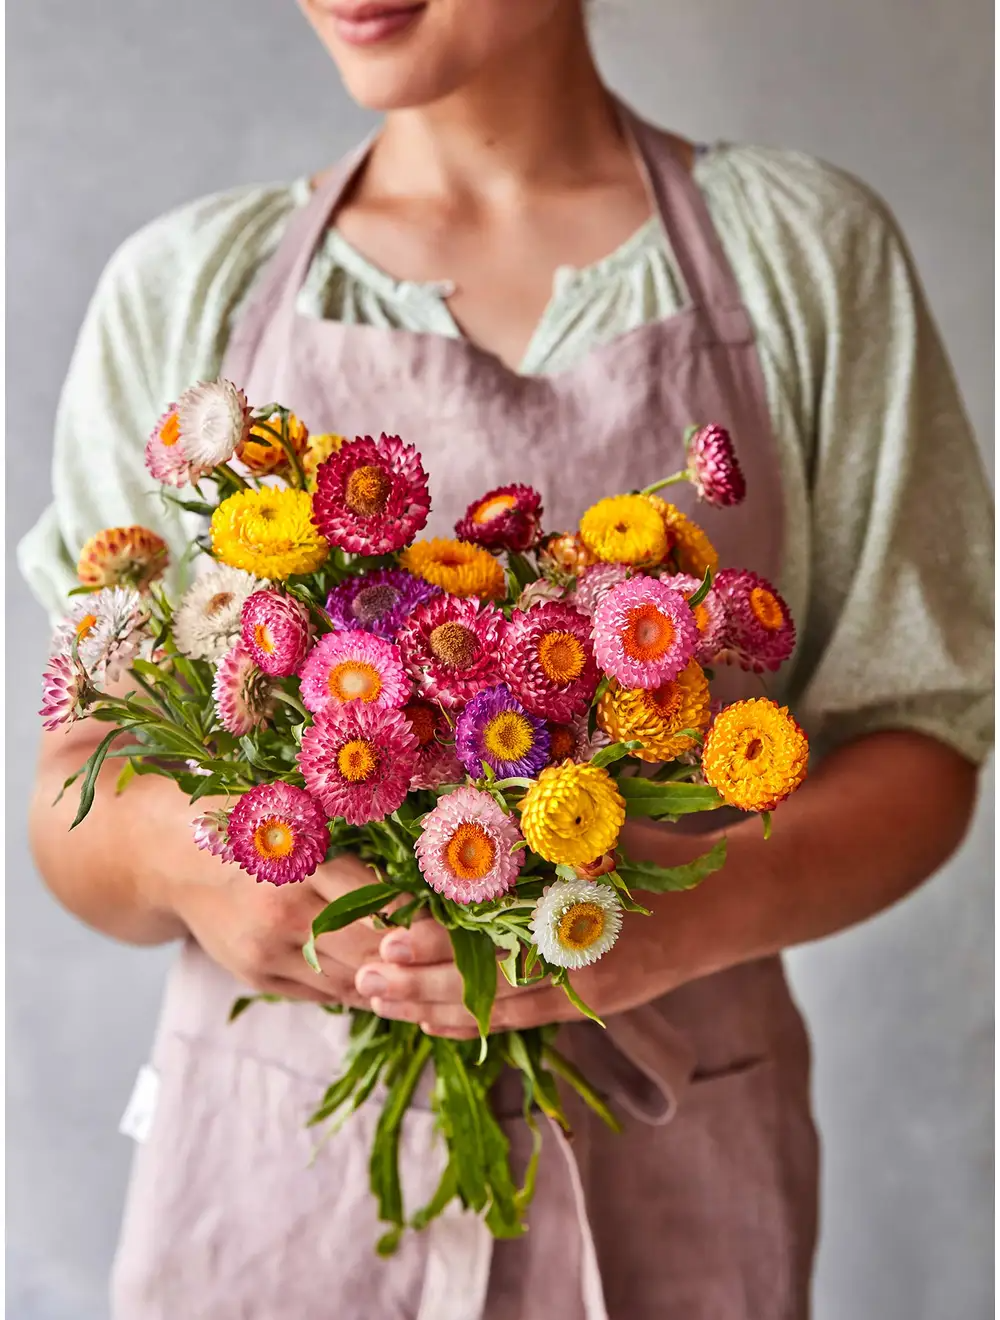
<box><xmin>118</xmin><ymin>1064</ymin><xmax>160</xmax><ymax>1144</ymax></box>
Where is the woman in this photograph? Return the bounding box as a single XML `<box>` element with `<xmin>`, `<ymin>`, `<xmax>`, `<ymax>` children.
<box><xmin>20</xmin><ymin>1</ymin><xmax>992</xmax><ymax>1317</ymax></box>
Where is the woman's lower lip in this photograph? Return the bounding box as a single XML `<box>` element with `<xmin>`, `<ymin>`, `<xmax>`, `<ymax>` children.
<box><xmin>331</xmin><ymin>7</ymin><xmax>424</xmax><ymax>46</ymax></box>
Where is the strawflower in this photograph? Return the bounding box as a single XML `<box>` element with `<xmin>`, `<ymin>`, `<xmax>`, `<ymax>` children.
<box><xmin>298</xmin><ymin>703</ymin><xmax>418</xmax><ymax>826</ymax></box>
<box><xmin>530</xmin><ymin>878</ymin><xmax>623</xmax><ymax>969</ymax></box>
<box><xmin>303</xmin><ymin>433</ymin><xmax>345</xmax><ymax>491</ymax></box>
<box><xmin>176</xmin><ymin>379</ymin><xmax>252</xmax><ymax>468</ymax></box>
<box><xmin>241</xmin><ymin>590</ymin><xmax>312</xmax><ymax>677</ymax></box>
<box><xmin>77</xmin><ymin>526</ymin><xmax>169</xmax><ymax>591</ymax></box>
<box><xmin>579</xmin><ymin>494</ymin><xmax>668</xmax><ymax>566</ymax></box>
<box><xmin>645</xmin><ymin>496</ymin><xmax>718</xmax><ymax>578</ymax></box>
<box><xmin>664</xmin><ymin>572</ymin><xmax>727</xmax><ymax>665</ymax></box>
<box><xmin>145</xmin><ymin>405</ymin><xmax>210</xmax><ymax>488</ymax></box>
<box><xmin>454</xmin><ymin>484</ymin><xmax>543</xmax><ymax>552</ymax></box>
<box><xmin>40</xmin><ymin>653</ymin><xmax>89</xmax><ymax>731</ymax></box>
<box><xmin>172</xmin><ymin>564</ymin><xmax>263</xmax><ymax>662</ymax></box>
<box><xmin>53</xmin><ymin>586</ymin><xmax>149</xmax><ymax>681</ymax></box>
<box><xmin>211</xmin><ymin>487</ymin><xmax>328</xmax><ymax>580</ymax></box>
<box><xmin>299</xmin><ymin>631</ymin><xmax>409</xmax><ymax>716</ymax></box>
<box><xmin>455</xmin><ymin>685</ymin><xmax>550</xmax><ymax>780</ymax></box>
<box><xmin>519</xmin><ymin>761</ymin><xmax>626</xmax><ymax>867</ymax></box>
<box><xmin>212</xmin><ymin>641</ymin><xmax>276</xmax><ymax>735</ymax></box>
<box><xmin>714</xmin><ymin>569</ymin><xmax>796</xmax><ymax>672</ymax></box>
<box><xmin>593</xmin><ymin>576</ymin><xmax>699</xmax><ymax>689</ymax></box>
<box><xmin>396</xmin><ymin>595</ymin><xmax>505</xmax><ymax>709</ymax></box>
<box><xmin>571</xmin><ymin>563</ymin><xmax>631</xmax><ymax>619</ymax></box>
<box><xmin>545</xmin><ymin>714</ymin><xmax>610</xmax><ymax>766</ymax></box>
<box><xmin>237</xmin><ymin>411</ymin><xmax>309</xmax><ymax>476</ymax></box>
<box><xmin>227</xmin><ymin>783</ymin><xmax>330</xmax><ymax>886</ymax></box>
<box><xmin>192</xmin><ymin>809</ymin><xmax>235</xmax><ymax>863</ymax></box>
<box><xmin>403</xmin><ymin>700</ymin><xmax>464</xmax><ymax>791</ymax></box>
<box><xmin>312</xmin><ymin>433</ymin><xmax>430</xmax><ymax>555</ymax></box>
<box><xmin>414</xmin><ymin>786</ymin><xmax>524</xmax><ymax>904</ymax></box>
<box><xmin>701</xmin><ymin>697</ymin><xmax>809</xmax><ymax>811</ymax></box>
<box><xmin>325</xmin><ymin>569</ymin><xmax>438</xmax><ymax>643</ymax></box>
<box><xmin>401</xmin><ymin>538</ymin><xmax>506</xmax><ymax>601</ymax></box>
<box><xmin>686</xmin><ymin>424</ymin><xmax>746</xmax><ymax>507</ymax></box>
<box><xmin>500</xmin><ymin>601</ymin><xmax>599</xmax><ymax>722</ymax></box>
<box><xmin>597</xmin><ymin>660</ymin><xmax>712</xmax><ymax>763</ymax></box>
<box><xmin>539</xmin><ymin>532</ymin><xmax>596</xmax><ymax>580</ymax></box>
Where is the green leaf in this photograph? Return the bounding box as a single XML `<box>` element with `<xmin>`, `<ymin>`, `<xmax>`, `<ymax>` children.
<box><xmin>431</xmin><ymin>1040</ymin><xmax>489</xmax><ymax>1212</ymax></box>
<box><xmin>303</xmin><ymin>882</ymin><xmax>399</xmax><ymax>973</ymax></box>
<box><xmin>589</xmin><ymin>739</ymin><xmax>642</xmax><ymax>769</ymax></box>
<box><xmin>504</xmin><ymin>1031</ymin><xmax>567</xmax><ymax>1128</ymax></box>
<box><xmin>543</xmin><ymin>1044</ymin><xmax>622</xmax><ymax>1132</ymax></box>
<box><xmin>410</xmin><ymin>1160</ymin><xmax>459</xmax><ymax>1232</ymax></box>
<box><xmin>370</xmin><ymin>1032</ymin><xmax>432</xmax><ymax>1230</ymax></box>
<box><xmin>69</xmin><ymin>729</ymin><xmax>122</xmax><ymax>829</ymax></box>
<box><xmin>616</xmin><ymin>836</ymin><xmax>728</xmax><ymax>893</ymax></box>
<box><xmin>448</xmin><ymin>926</ymin><xmax>498</xmax><ymax>1041</ymax></box>
<box><xmin>617</xmin><ymin>776</ymin><xmax>723</xmax><ymax>819</ymax></box>
<box><xmin>507</xmin><ymin>551</ymin><xmax>539</xmax><ymax>590</ymax></box>
<box><xmin>114</xmin><ymin>759</ymin><xmax>136</xmax><ymax>795</ymax></box>
<box><xmin>687</xmin><ymin>565</ymin><xmax>714</xmax><ymax>607</ymax></box>
<box><xmin>554</xmin><ymin>862</ymin><xmax>578</xmax><ymax>883</ymax></box>
<box><xmin>228</xmin><ymin>993</ymin><xmax>281</xmax><ymax>1022</ymax></box>
<box><xmin>552</xmin><ymin>970</ymin><xmax>605</xmax><ymax>1026</ymax></box>
<box><xmin>480</xmin><ymin>1101</ymin><xmax>523</xmax><ymax>1238</ymax></box>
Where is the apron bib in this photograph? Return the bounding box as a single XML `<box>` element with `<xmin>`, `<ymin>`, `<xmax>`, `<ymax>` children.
<box><xmin>112</xmin><ymin>102</ymin><xmax>818</xmax><ymax>1320</ymax></box>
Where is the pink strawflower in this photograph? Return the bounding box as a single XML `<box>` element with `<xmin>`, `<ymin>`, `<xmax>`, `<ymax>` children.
<box><xmin>212</xmin><ymin>641</ymin><xmax>276</xmax><ymax>735</ymax></box>
<box><xmin>662</xmin><ymin>571</ymin><xmax>727</xmax><ymax>665</ymax></box>
<box><xmin>40</xmin><ymin>653</ymin><xmax>89</xmax><ymax>731</ymax></box>
<box><xmin>414</xmin><ymin>785</ymin><xmax>524</xmax><ymax>904</ymax></box>
<box><xmin>516</xmin><ymin>578</ymin><xmax>566</xmax><ymax>611</ymax></box>
<box><xmin>298</xmin><ymin>630</ymin><xmax>410</xmax><ymax>716</ymax></box>
<box><xmin>500</xmin><ymin>601</ymin><xmax>600</xmax><ymax>722</ymax></box>
<box><xmin>403</xmin><ymin>700</ymin><xmax>464</xmax><ymax>791</ymax></box>
<box><xmin>298</xmin><ymin>703</ymin><xmax>418</xmax><ymax>826</ymax></box>
<box><xmin>686</xmin><ymin>424</ymin><xmax>746</xmax><ymax>507</ymax></box>
<box><xmin>545</xmin><ymin>713</ymin><xmax>610</xmax><ymax>766</ymax></box>
<box><xmin>240</xmin><ymin>590</ymin><xmax>312</xmax><ymax>677</ymax></box>
<box><xmin>571</xmin><ymin>563</ymin><xmax>631</xmax><ymax>619</ymax></box>
<box><xmin>593</xmin><ymin>576</ymin><xmax>699</xmax><ymax>689</ymax></box>
<box><xmin>144</xmin><ymin>405</ymin><xmax>211</xmax><ymax>488</ymax></box>
<box><xmin>714</xmin><ymin>569</ymin><xmax>796</xmax><ymax>672</ymax></box>
<box><xmin>454</xmin><ymin>484</ymin><xmax>544</xmax><ymax>553</ymax></box>
<box><xmin>51</xmin><ymin>586</ymin><xmax>150</xmax><ymax>683</ymax></box>
<box><xmin>226</xmin><ymin>783</ymin><xmax>330</xmax><ymax>886</ymax></box>
<box><xmin>396</xmin><ymin>594</ymin><xmax>505</xmax><ymax>709</ymax></box>
<box><xmin>192</xmin><ymin>809</ymin><xmax>235</xmax><ymax>863</ymax></box>
<box><xmin>311</xmin><ymin>433</ymin><xmax>431</xmax><ymax>555</ymax></box>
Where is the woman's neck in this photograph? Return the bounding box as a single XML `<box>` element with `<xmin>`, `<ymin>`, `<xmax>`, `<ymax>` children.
<box><xmin>364</xmin><ymin>13</ymin><xmax>626</xmax><ymax>203</ymax></box>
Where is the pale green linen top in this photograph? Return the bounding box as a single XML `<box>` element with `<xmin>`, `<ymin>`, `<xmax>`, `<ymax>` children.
<box><xmin>18</xmin><ymin>145</ymin><xmax>994</xmax><ymax>762</ymax></box>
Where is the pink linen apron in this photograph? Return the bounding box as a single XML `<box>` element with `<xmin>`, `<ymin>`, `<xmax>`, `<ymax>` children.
<box><xmin>111</xmin><ymin>102</ymin><xmax>819</xmax><ymax>1320</ymax></box>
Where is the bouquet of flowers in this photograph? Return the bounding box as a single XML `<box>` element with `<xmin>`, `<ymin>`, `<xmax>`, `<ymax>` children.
<box><xmin>42</xmin><ymin>379</ymin><xmax>808</xmax><ymax>1252</ymax></box>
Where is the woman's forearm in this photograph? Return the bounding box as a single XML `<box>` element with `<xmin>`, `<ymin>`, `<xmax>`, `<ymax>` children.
<box><xmin>30</xmin><ymin>728</ymin><xmax>190</xmax><ymax>946</ymax></box>
<box><xmin>623</xmin><ymin>730</ymin><xmax>981</xmax><ymax>988</ymax></box>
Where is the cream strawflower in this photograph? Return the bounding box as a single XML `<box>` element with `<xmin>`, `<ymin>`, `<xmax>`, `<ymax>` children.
<box><xmin>172</xmin><ymin>564</ymin><xmax>263</xmax><ymax>662</ymax></box>
<box><xmin>530</xmin><ymin>878</ymin><xmax>623</xmax><ymax>969</ymax></box>
<box><xmin>176</xmin><ymin>379</ymin><xmax>252</xmax><ymax>468</ymax></box>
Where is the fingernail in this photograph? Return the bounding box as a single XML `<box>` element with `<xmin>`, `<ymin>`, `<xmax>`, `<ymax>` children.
<box><xmin>382</xmin><ymin>936</ymin><xmax>412</xmax><ymax>964</ymax></box>
<box><xmin>357</xmin><ymin>970</ymin><xmax>388</xmax><ymax>995</ymax></box>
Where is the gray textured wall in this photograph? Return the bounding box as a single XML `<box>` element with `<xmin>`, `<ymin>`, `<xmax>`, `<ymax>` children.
<box><xmin>6</xmin><ymin>1</ymin><xmax>993</xmax><ymax>1317</ymax></box>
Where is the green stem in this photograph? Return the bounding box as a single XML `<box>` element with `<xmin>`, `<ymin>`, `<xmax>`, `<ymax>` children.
<box><xmin>253</xmin><ymin>418</ymin><xmax>308</xmax><ymax>490</ymax></box>
<box><xmin>212</xmin><ymin>463</ymin><xmax>250</xmax><ymax>493</ymax></box>
<box><xmin>641</xmin><ymin>470</ymin><xmax>689</xmax><ymax>495</ymax></box>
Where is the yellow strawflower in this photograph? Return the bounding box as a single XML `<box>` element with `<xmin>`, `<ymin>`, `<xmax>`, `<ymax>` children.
<box><xmin>701</xmin><ymin>697</ymin><xmax>808</xmax><ymax>811</ymax></box>
<box><xmin>401</xmin><ymin>538</ymin><xmax>506</xmax><ymax>600</ymax></box>
<box><xmin>598</xmin><ymin>660</ymin><xmax>711</xmax><ymax>762</ymax></box>
<box><xmin>579</xmin><ymin>494</ymin><xmax>668</xmax><ymax>566</ymax></box>
<box><xmin>519</xmin><ymin>761</ymin><xmax>626</xmax><ymax>866</ymax></box>
<box><xmin>211</xmin><ymin>488</ymin><xmax>328</xmax><ymax>580</ymax></box>
<box><xmin>643</xmin><ymin>495</ymin><xmax>719</xmax><ymax>577</ymax></box>
<box><xmin>303</xmin><ymin>432</ymin><xmax>345</xmax><ymax>491</ymax></box>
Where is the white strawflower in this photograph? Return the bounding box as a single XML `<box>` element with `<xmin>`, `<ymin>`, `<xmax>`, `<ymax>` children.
<box><xmin>530</xmin><ymin>878</ymin><xmax>623</xmax><ymax>970</ymax></box>
<box><xmin>176</xmin><ymin>379</ymin><xmax>251</xmax><ymax>468</ymax></box>
<box><xmin>172</xmin><ymin>564</ymin><xmax>262</xmax><ymax>661</ymax></box>
<box><xmin>52</xmin><ymin>586</ymin><xmax>150</xmax><ymax>683</ymax></box>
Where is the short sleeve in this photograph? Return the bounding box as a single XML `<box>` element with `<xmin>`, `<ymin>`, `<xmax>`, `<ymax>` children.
<box><xmin>17</xmin><ymin>183</ymin><xmax>302</xmax><ymax>627</ymax></box>
<box><xmin>786</xmin><ymin>187</ymin><xmax>994</xmax><ymax>764</ymax></box>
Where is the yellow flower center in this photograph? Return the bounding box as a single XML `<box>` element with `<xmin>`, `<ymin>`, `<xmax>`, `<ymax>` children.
<box><xmin>206</xmin><ymin>591</ymin><xmax>234</xmax><ymax>617</ymax></box>
<box><xmin>337</xmin><ymin>738</ymin><xmax>378</xmax><ymax>782</ymax></box>
<box><xmin>405</xmin><ymin>701</ymin><xmax>437</xmax><ymax>747</ymax></box>
<box><xmin>253</xmin><ymin>623</ymin><xmax>275</xmax><ymax>655</ymax></box>
<box><xmin>445</xmin><ymin>822</ymin><xmax>497</xmax><ymax>880</ymax></box>
<box><xmin>557</xmin><ymin>902</ymin><xmax>606</xmax><ymax>950</ymax></box>
<box><xmin>749</xmin><ymin>587</ymin><xmax>784</xmax><ymax>631</ymax></box>
<box><xmin>345</xmin><ymin>465</ymin><xmax>391</xmax><ymax>517</ymax></box>
<box><xmin>622</xmin><ymin>604</ymin><xmax>675</xmax><ymax>662</ymax></box>
<box><xmin>429</xmin><ymin>621</ymin><xmax>478</xmax><ymax>669</ymax></box>
<box><xmin>483</xmin><ymin>711</ymin><xmax>535</xmax><ymax>763</ymax></box>
<box><xmin>329</xmin><ymin>660</ymin><xmax>383</xmax><ymax>703</ymax></box>
<box><xmin>160</xmin><ymin>412</ymin><xmax>181</xmax><ymax>447</ymax></box>
<box><xmin>75</xmin><ymin>613</ymin><xmax>97</xmax><ymax>640</ymax></box>
<box><xmin>472</xmin><ymin>493</ymin><xmax>517</xmax><ymax>525</ymax></box>
<box><xmin>537</xmin><ymin>631</ymin><xmax>586</xmax><ymax>685</ymax></box>
<box><xmin>549</xmin><ymin>725</ymin><xmax>575</xmax><ymax>761</ymax></box>
<box><xmin>253</xmin><ymin>818</ymin><xmax>295</xmax><ymax>859</ymax></box>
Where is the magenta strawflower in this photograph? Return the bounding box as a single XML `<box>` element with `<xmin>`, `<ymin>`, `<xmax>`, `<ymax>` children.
<box><xmin>311</xmin><ymin>433</ymin><xmax>431</xmax><ymax>555</ymax></box>
<box><xmin>403</xmin><ymin>700</ymin><xmax>464</xmax><ymax>790</ymax></box>
<box><xmin>571</xmin><ymin>563</ymin><xmax>631</xmax><ymax>619</ymax></box>
<box><xmin>593</xmin><ymin>576</ymin><xmax>699</xmax><ymax>689</ymax></box>
<box><xmin>40</xmin><ymin>653</ymin><xmax>89</xmax><ymax>731</ymax></box>
<box><xmin>240</xmin><ymin>590</ymin><xmax>312</xmax><ymax>677</ymax></box>
<box><xmin>414</xmin><ymin>785</ymin><xmax>524</xmax><ymax>904</ymax></box>
<box><xmin>714</xmin><ymin>568</ymin><xmax>796</xmax><ymax>672</ymax></box>
<box><xmin>325</xmin><ymin>569</ymin><xmax>438</xmax><ymax>642</ymax></box>
<box><xmin>299</xmin><ymin>630</ymin><xmax>410</xmax><ymax>716</ymax></box>
<box><xmin>226</xmin><ymin>783</ymin><xmax>330</xmax><ymax>886</ymax></box>
<box><xmin>500</xmin><ymin>601</ymin><xmax>600</xmax><ymax>722</ymax></box>
<box><xmin>686</xmin><ymin>424</ymin><xmax>746</xmax><ymax>507</ymax></box>
<box><xmin>298</xmin><ymin>703</ymin><xmax>418</xmax><ymax>826</ymax></box>
<box><xmin>455</xmin><ymin>684</ymin><xmax>550</xmax><ymax>780</ymax></box>
<box><xmin>663</xmin><ymin>571</ymin><xmax>728</xmax><ymax>665</ymax></box>
<box><xmin>212</xmin><ymin>641</ymin><xmax>276</xmax><ymax>735</ymax></box>
<box><xmin>396</xmin><ymin>594</ymin><xmax>505</xmax><ymax>709</ymax></box>
<box><xmin>454</xmin><ymin>484</ymin><xmax>543</xmax><ymax>552</ymax></box>
<box><xmin>191</xmin><ymin>809</ymin><xmax>235</xmax><ymax>863</ymax></box>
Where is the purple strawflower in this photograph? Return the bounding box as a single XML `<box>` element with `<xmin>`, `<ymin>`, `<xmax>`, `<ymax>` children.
<box><xmin>325</xmin><ymin>569</ymin><xmax>439</xmax><ymax>642</ymax></box>
<box><xmin>455</xmin><ymin>684</ymin><xmax>550</xmax><ymax>780</ymax></box>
